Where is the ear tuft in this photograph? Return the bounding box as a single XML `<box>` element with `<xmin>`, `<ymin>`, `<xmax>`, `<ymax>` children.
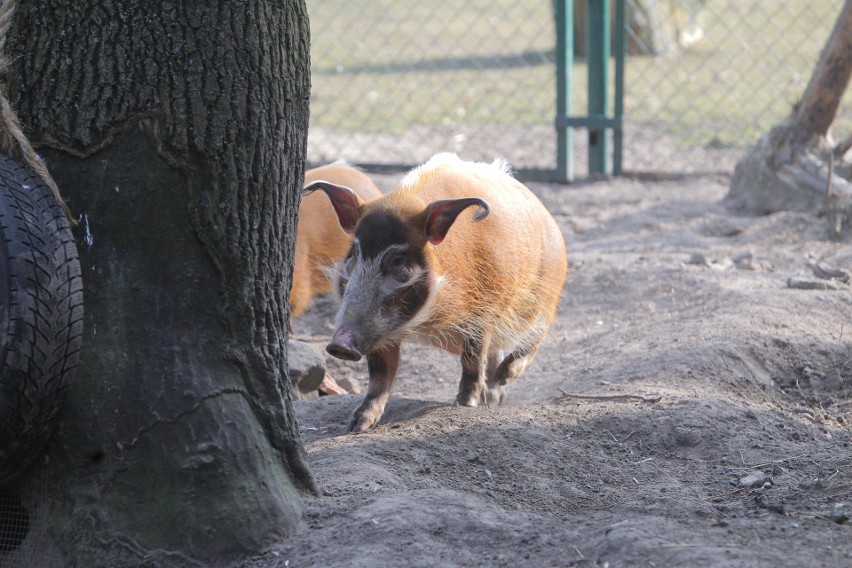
<box><xmin>303</xmin><ymin>180</ymin><xmax>365</xmax><ymax>234</ymax></box>
<box><xmin>424</xmin><ymin>197</ymin><xmax>490</xmax><ymax>245</ymax></box>
<box><xmin>471</xmin><ymin>204</ymin><xmax>489</xmax><ymax>222</ymax></box>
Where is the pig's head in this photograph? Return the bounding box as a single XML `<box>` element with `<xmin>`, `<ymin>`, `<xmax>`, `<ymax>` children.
<box><xmin>303</xmin><ymin>180</ymin><xmax>489</xmax><ymax>361</ymax></box>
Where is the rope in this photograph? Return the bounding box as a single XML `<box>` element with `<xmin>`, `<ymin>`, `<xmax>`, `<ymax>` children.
<box><xmin>0</xmin><ymin>0</ymin><xmax>74</xmax><ymax>224</ymax></box>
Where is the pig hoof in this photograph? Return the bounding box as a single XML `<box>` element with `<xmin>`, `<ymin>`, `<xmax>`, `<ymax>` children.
<box><xmin>454</xmin><ymin>394</ymin><xmax>479</xmax><ymax>408</ymax></box>
<box><xmin>483</xmin><ymin>386</ymin><xmax>506</xmax><ymax>407</ymax></box>
<box><xmin>347</xmin><ymin>417</ymin><xmax>367</xmax><ymax>433</ymax></box>
<box><xmin>348</xmin><ymin>410</ymin><xmax>379</xmax><ymax>433</ymax></box>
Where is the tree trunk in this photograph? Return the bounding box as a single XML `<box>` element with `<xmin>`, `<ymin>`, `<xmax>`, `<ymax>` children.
<box><xmin>4</xmin><ymin>1</ymin><xmax>313</xmax><ymax>566</ymax></box>
<box><xmin>791</xmin><ymin>0</ymin><xmax>852</xmax><ymax>143</ymax></box>
<box><xmin>727</xmin><ymin>0</ymin><xmax>852</xmax><ymax>240</ymax></box>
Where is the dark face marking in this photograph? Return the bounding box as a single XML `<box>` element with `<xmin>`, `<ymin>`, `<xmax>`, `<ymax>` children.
<box><xmin>375</xmin><ymin>244</ymin><xmax>430</xmax><ymax>320</ymax></box>
<box><xmin>384</xmin><ymin>277</ymin><xmax>431</xmax><ymax>321</ymax></box>
<box><xmin>355</xmin><ymin>211</ymin><xmax>411</xmax><ymax>260</ymax></box>
<box><xmin>379</xmin><ymin>245</ymin><xmax>416</xmax><ymax>282</ymax></box>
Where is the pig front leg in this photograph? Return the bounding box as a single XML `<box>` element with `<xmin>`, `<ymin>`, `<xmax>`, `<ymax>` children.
<box><xmin>482</xmin><ymin>350</ymin><xmax>506</xmax><ymax>407</ymax></box>
<box><xmin>455</xmin><ymin>335</ymin><xmax>489</xmax><ymax>407</ymax></box>
<box><xmin>348</xmin><ymin>343</ymin><xmax>401</xmax><ymax>433</ymax></box>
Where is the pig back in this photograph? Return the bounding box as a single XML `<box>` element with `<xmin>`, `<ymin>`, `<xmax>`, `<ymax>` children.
<box><xmin>409</xmin><ymin>160</ymin><xmax>568</xmax><ymax>350</ymax></box>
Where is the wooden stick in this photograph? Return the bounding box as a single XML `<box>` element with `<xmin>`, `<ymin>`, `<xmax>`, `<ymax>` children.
<box><xmin>703</xmin><ymin>486</ymin><xmax>749</xmax><ymax>500</ymax></box>
<box><xmin>557</xmin><ymin>387</ymin><xmax>661</xmax><ymax>403</ymax></box>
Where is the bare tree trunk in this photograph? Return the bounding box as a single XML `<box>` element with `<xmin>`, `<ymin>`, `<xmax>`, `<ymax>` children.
<box><xmin>791</xmin><ymin>0</ymin><xmax>852</xmax><ymax>143</ymax></box>
<box><xmin>727</xmin><ymin>0</ymin><xmax>852</xmax><ymax>240</ymax></box>
<box><xmin>4</xmin><ymin>1</ymin><xmax>313</xmax><ymax>566</ymax></box>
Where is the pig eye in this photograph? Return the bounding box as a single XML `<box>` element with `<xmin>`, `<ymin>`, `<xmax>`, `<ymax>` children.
<box><xmin>380</xmin><ymin>249</ymin><xmax>408</xmax><ymax>276</ymax></box>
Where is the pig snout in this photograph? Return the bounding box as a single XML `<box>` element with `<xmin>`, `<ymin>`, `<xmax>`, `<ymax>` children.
<box><xmin>326</xmin><ymin>327</ymin><xmax>363</xmax><ymax>361</ymax></box>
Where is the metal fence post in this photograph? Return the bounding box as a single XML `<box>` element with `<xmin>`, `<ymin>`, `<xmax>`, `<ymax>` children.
<box><xmin>555</xmin><ymin>0</ymin><xmax>574</xmax><ymax>182</ymax></box>
<box><xmin>613</xmin><ymin>0</ymin><xmax>625</xmax><ymax>175</ymax></box>
<box><xmin>588</xmin><ymin>0</ymin><xmax>611</xmax><ymax>175</ymax></box>
<box><xmin>554</xmin><ymin>0</ymin><xmax>623</xmax><ymax>182</ymax></box>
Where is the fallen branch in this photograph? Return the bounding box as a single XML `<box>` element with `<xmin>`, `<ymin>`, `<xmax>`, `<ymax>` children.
<box><xmin>659</xmin><ymin>543</ymin><xmax>743</xmax><ymax>549</ymax></box>
<box><xmin>722</xmin><ymin>454</ymin><xmax>814</xmax><ymax>472</ymax></box>
<box><xmin>557</xmin><ymin>387</ymin><xmax>661</xmax><ymax>403</ymax></box>
<box><xmin>703</xmin><ymin>486</ymin><xmax>750</xmax><ymax>500</ymax></box>
<box><xmin>811</xmin><ymin>260</ymin><xmax>851</xmax><ymax>283</ymax></box>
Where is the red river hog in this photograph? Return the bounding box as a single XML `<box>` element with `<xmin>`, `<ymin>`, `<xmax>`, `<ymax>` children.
<box><xmin>291</xmin><ymin>163</ymin><xmax>382</xmax><ymax>320</ymax></box>
<box><xmin>303</xmin><ymin>153</ymin><xmax>568</xmax><ymax>432</ymax></box>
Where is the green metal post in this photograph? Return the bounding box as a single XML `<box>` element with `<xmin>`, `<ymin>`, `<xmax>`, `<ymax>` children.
<box><xmin>613</xmin><ymin>0</ymin><xmax>625</xmax><ymax>175</ymax></box>
<box><xmin>555</xmin><ymin>0</ymin><xmax>573</xmax><ymax>182</ymax></box>
<box><xmin>552</xmin><ymin>0</ymin><xmax>624</xmax><ymax>183</ymax></box>
<box><xmin>587</xmin><ymin>0</ymin><xmax>610</xmax><ymax>175</ymax></box>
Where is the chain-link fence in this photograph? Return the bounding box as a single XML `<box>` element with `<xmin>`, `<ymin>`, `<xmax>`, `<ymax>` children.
<box><xmin>307</xmin><ymin>0</ymin><xmax>851</xmax><ymax>179</ymax></box>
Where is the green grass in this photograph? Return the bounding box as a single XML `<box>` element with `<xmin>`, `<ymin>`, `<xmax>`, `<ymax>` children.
<box><xmin>308</xmin><ymin>0</ymin><xmax>850</xmax><ymax>149</ymax></box>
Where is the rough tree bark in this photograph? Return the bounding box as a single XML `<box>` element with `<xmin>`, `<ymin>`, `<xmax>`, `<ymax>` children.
<box><xmin>5</xmin><ymin>1</ymin><xmax>313</xmax><ymax>566</ymax></box>
<box><xmin>726</xmin><ymin>0</ymin><xmax>852</xmax><ymax>240</ymax></box>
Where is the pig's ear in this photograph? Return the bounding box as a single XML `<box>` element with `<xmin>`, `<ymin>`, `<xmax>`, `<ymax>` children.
<box><xmin>303</xmin><ymin>180</ymin><xmax>365</xmax><ymax>234</ymax></box>
<box><xmin>424</xmin><ymin>197</ymin><xmax>490</xmax><ymax>245</ymax></box>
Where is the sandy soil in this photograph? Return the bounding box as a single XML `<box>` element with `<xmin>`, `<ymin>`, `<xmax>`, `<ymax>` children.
<box><xmin>246</xmin><ymin>172</ymin><xmax>851</xmax><ymax>567</ymax></box>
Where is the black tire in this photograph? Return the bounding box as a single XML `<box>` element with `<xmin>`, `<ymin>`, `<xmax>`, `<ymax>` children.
<box><xmin>0</xmin><ymin>154</ymin><xmax>83</xmax><ymax>486</ymax></box>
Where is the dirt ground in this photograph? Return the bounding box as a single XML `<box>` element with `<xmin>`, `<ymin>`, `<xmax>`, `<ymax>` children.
<box><xmin>245</xmin><ymin>170</ymin><xmax>851</xmax><ymax>567</ymax></box>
